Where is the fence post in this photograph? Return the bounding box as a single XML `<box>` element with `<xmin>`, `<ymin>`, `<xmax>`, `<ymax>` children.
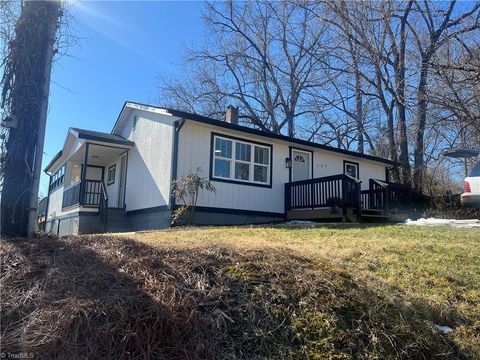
<box><xmin>383</xmin><ymin>185</ymin><xmax>390</xmax><ymax>215</ymax></box>
<box><xmin>284</xmin><ymin>183</ymin><xmax>291</xmax><ymax>219</ymax></box>
<box><xmin>356</xmin><ymin>181</ymin><xmax>362</xmax><ymax>223</ymax></box>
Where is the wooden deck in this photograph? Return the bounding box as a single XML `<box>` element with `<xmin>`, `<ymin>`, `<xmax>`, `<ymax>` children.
<box><xmin>285</xmin><ymin>175</ymin><xmax>412</xmax><ymax>223</ymax></box>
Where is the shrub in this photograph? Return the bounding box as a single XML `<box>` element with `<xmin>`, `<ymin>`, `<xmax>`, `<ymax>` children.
<box><xmin>171</xmin><ymin>168</ymin><xmax>216</xmax><ymax>226</ymax></box>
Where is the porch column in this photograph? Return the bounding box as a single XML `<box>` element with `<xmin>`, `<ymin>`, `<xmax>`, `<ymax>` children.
<box><xmin>80</xmin><ymin>143</ymin><xmax>89</xmax><ymax>205</ymax></box>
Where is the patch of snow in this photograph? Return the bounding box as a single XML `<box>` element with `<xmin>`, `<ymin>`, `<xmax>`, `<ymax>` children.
<box><xmin>405</xmin><ymin>218</ymin><xmax>480</xmax><ymax>228</ymax></box>
<box><xmin>434</xmin><ymin>324</ymin><xmax>453</xmax><ymax>334</ymax></box>
<box><xmin>283</xmin><ymin>220</ymin><xmax>318</xmax><ymax>226</ymax></box>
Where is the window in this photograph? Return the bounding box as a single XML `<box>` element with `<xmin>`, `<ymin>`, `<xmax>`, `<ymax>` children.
<box><xmin>294</xmin><ymin>154</ymin><xmax>306</xmax><ymax>163</ymax></box>
<box><xmin>70</xmin><ymin>164</ymin><xmax>81</xmax><ymax>185</ymax></box>
<box><xmin>344</xmin><ymin>161</ymin><xmax>359</xmax><ymax>179</ymax></box>
<box><xmin>212</xmin><ymin>134</ymin><xmax>271</xmax><ymax>186</ymax></box>
<box><xmin>49</xmin><ymin>165</ymin><xmax>65</xmax><ymax>191</ymax></box>
<box><xmin>107</xmin><ymin>164</ymin><xmax>116</xmax><ymax>185</ymax></box>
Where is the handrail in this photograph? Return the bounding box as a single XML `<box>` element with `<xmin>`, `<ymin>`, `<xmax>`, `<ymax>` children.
<box><xmin>285</xmin><ymin>174</ymin><xmax>361</xmax><ymax>219</ymax></box>
<box><xmin>288</xmin><ymin>174</ymin><xmax>346</xmax><ymax>186</ymax></box>
<box><xmin>63</xmin><ymin>180</ymin><xmax>81</xmax><ymax>192</ymax></box>
<box><xmin>344</xmin><ymin>174</ymin><xmax>362</xmax><ymax>184</ymax></box>
<box><xmin>371</xmin><ymin>178</ymin><xmax>388</xmax><ymax>188</ymax></box>
<box><xmin>100</xmin><ymin>181</ymin><xmax>108</xmax><ymax>201</ymax></box>
<box><xmin>99</xmin><ymin>181</ymin><xmax>109</xmax><ymax>232</ymax></box>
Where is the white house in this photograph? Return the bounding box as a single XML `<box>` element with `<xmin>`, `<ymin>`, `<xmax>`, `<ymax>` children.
<box><xmin>43</xmin><ymin>101</ymin><xmax>410</xmax><ymax>235</ymax></box>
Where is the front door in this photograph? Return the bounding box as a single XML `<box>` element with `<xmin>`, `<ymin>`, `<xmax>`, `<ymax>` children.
<box><xmin>292</xmin><ymin>149</ymin><xmax>312</xmax><ymax>182</ymax></box>
<box><xmin>117</xmin><ymin>154</ymin><xmax>127</xmax><ymax>208</ymax></box>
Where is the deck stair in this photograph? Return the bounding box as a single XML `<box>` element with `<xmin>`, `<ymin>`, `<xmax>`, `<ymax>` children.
<box><xmin>359</xmin><ymin>208</ymin><xmax>389</xmax><ymax>222</ymax></box>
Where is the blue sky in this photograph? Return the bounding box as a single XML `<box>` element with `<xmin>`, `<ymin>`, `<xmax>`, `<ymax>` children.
<box><xmin>41</xmin><ymin>1</ymin><xmax>205</xmax><ymax>194</ymax></box>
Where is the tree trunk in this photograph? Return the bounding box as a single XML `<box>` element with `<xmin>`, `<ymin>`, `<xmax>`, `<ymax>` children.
<box><xmin>0</xmin><ymin>1</ymin><xmax>61</xmax><ymax>237</ymax></box>
<box><xmin>413</xmin><ymin>58</ymin><xmax>430</xmax><ymax>191</ymax></box>
<box><xmin>354</xmin><ymin>65</ymin><xmax>364</xmax><ymax>154</ymax></box>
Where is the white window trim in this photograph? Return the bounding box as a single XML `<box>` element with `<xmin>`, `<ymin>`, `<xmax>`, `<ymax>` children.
<box><xmin>344</xmin><ymin>162</ymin><xmax>359</xmax><ymax>179</ymax></box>
<box><xmin>212</xmin><ymin>135</ymin><xmax>271</xmax><ymax>186</ymax></box>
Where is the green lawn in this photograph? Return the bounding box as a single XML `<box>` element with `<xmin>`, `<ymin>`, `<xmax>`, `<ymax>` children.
<box><xmin>130</xmin><ymin>224</ymin><xmax>480</xmax><ymax>358</ymax></box>
<box><xmin>1</xmin><ymin>224</ymin><xmax>479</xmax><ymax>359</ymax></box>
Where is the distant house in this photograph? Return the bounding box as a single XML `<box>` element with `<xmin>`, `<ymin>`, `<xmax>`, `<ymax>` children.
<box><xmin>43</xmin><ymin>101</ymin><xmax>412</xmax><ymax>235</ymax></box>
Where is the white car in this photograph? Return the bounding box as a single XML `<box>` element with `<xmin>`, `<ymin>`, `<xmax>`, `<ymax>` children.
<box><xmin>461</xmin><ymin>161</ymin><xmax>480</xmax><ymax>209</ymax></box>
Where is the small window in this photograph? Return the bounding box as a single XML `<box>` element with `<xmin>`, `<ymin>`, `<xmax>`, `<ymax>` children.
<box><xmin>132</xmin><ymin>115</ymin><xmax>138</xmax><ymax>132</ymax></box>
<box><xmin>70</xmin><ymin>164</ymin><xmax>82</xmax><ymax>185</ymax></box>
<box><xmin>107</xmin><ymin>164</ymin><xmax>116</xmax><ymax>185</ymax></box>
<box><xmin>212</xmin><ymin>134</ymin><xmax>271</xmax><ymax>186</ymax></box>
<box><xmin>344</xmin><ymin>161</ymin><xmax>359</xmax><ymax>179</ymax></box>
<box><xmin>294</xmin><ymin>154</ymin><xmax>306</xmax><ymax>163</ymax></box>
<box><xmin>49</xmin><ymin>164</ymin><xmax>65</xmax><ymax>191</ymax></box>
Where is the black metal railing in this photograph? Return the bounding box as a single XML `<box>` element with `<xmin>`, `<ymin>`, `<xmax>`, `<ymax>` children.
<box><xmin>82</xmin><ymin>180</ymin><xmax>102</xmax><ymax>206</ymax></box>
<box><xmin>62</xmin><ymin>182</ymin><xmax>82</xmax><ymax>208</ymax></box>
<box><xmin>99</xmin><ymin>181</ymin><xmax>108</xmax><ymax>232</ymax></box>
<box><xmin>62</xmin><ymin>180</ymin><xmax>105</xmax><ymax>209</ymax></box>
<box><xmin>38</xmin><ymin>197</ymin><xmax>48</xmax><ymax>215</ymax></box>
<box><xmin>285</xmin><ymin>174</ymin><xmax>361</xmax><ymax>216</ymax></box>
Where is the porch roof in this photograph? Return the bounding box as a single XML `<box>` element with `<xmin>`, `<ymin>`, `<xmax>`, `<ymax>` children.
<box><xmin>70</xmin><ymin>128</ymin><xmax>134</xmax><ymax>146</ymax></box>
<box><xmin>44</xmin><ymin>127</ymin><xmax>133</xmax><ymax>172</ymax></box>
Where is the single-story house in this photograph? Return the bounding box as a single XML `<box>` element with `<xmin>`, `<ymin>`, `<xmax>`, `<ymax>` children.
<box><xmin>43</xmin><ymin>101</ymin><xmax>412</xmax><ymax>235</ymax></box>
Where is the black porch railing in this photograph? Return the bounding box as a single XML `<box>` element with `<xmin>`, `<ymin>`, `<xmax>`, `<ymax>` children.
<box><xmin>285</xmin><ymin>175</ymin><xmax>413</xmax><ymax>220</ymax></box>
<box><xmin>62</xmin><ymin>182</ymin><xmax>82</xmax><ymax>208</ymax></box>
<box><xmin>285</xmin><ymin>174</ymin><xmax>361</xmax><ymax>215</ymax></box>
<box><xmin>62</xmin><ymin>180</ymin><xmax>105</xmax><ymax>208</ymax></box>
<box><xmin>361</xmin><ymin>179</ymin><xmax>412</xmax><ymax>214</ymax></box>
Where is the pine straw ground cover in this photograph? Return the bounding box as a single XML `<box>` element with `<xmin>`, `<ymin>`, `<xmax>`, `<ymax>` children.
<box><xmin>0</xmin><ymin>225</ymin><xmax>479</xmax><ymax>359</ymax></box>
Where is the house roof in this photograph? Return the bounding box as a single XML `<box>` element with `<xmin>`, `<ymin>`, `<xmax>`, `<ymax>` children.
<box><xmin>70</xmin><ymin>128</ymin><xmax>134</xmax><ymax>146</ymax></box>
<box><xmin>44</xmin><ymin>128</ymin><xmax>133</xmax><ymax>172</ymax></box>
<box><xmin>118</xmin><ymin>101</ymin><xmax>399</xmax><ymax>167</ymax></box>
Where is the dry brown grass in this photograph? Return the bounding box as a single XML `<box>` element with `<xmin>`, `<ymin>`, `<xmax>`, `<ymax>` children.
<box><xmin>1</xmin><ymin>225</ymin><xmax>479</xmax><ymax>359</ymax></box>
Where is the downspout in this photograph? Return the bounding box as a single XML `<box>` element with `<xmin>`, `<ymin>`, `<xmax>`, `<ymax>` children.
<box><xmin>169</xmin><ymin>118</ymin><xmax>186</xmax><ymax>210</ymax></box>
<box><xmin>43</xmin><ymin>170</ymin><xmax>52</xmax><ymax>231</ymax></box>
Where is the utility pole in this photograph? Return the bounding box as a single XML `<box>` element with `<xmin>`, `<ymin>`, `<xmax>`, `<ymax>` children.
<box><xmin>0</xmin><ymin>1</ymin><xmax>62</xmax><ymax>237</ymax></box>
<box><xmin>26</xmin><ymin>3</ymin><xmax>59</xmax><ymax>238</ymax></box>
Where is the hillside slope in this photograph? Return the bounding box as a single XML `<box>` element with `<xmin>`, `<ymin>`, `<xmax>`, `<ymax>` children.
<box><xmin>1</xmin><ymin>225</ymin><xmax>479</xmax><ymax>359</ymax></box>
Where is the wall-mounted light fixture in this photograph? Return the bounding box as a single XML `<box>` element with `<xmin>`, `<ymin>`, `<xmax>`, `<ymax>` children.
<box><xmin>285</xmin><ymin>157</ymin><xmax>292</xmax><ymax>168</ymax></box>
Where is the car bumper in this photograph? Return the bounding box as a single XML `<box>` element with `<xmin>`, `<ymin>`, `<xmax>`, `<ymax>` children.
<box><xmin>461</xmin><ymin>193</ymin><xmax>480</xmax><ymax>208</ymax></box>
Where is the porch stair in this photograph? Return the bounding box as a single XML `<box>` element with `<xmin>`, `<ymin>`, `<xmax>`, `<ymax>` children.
<box><xmin>358</xmin><ymin>208</ymin><xmax>389</xmax><ymax>222</ymax></box>
<box><xmin>105</xmin><ymin>208</ymin><xmax>132</xmax><ymax>233</ymax></box>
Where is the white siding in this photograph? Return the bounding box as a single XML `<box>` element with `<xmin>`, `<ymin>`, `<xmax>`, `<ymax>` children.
<box><xmin>106</xmin><ymin>159</ymin><xmax>121</xmax><ymax>207</ymax></box>
<box><xmin>311</xmin><ymin>149</ymin><xmax>387</xmax><ymax>190</ymax></box>
<box><xmin>122</xmin><ymin>110</ymin><xmax>175</xmax><ymax>211</ymax></box>
<box><xmin>177</xmin><ymin>122</ymin><xmax>288</xmax><ymax>214</ymax></box>
<box><xmin>46</xmin><ymin>186</ymin><xmax>64</xmax><ymax>220</ymax></box>
<box><xmin>177</xmin><ymin>121</ymin><xmax>389</xmax><ymax>213</ymax></box>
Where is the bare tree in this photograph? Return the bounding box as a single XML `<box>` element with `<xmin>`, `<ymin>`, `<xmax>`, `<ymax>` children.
<box><xmin>408</xmin><ymin>0</ymin><xmax>480</xmax><ymax>190</ymax></box>
<box><xmin>159</xmin><ymin>0</ymin><xmax>331</xmax><ymax>137</ymax></box>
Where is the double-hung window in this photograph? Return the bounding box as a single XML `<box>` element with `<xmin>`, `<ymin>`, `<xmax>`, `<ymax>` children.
<box><xmin>212</xmin><ymin>134</ymin><xmax>271</xmax><ymax>186</ymax></box>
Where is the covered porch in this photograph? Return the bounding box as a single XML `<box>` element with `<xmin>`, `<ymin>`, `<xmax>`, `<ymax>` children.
<box><xmin>61</xmin><ymin>141</ymin><xmax>130</xmax><ymax>211</ymax></box>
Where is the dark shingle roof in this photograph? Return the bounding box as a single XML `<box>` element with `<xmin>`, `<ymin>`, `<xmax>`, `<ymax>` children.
<box><xmin>70</xmin><ymin>127</ymin><xmax>134</xmax><ymax>146</ymax></box>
